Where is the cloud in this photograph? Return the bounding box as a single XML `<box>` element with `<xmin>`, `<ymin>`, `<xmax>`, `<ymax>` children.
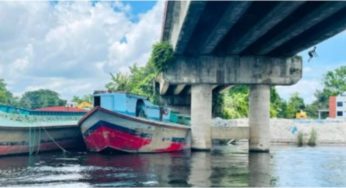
<box><xmin>276</xmin><ymin>79</ymin><xmax>322</xmax><ymax>104</ymax></box>
<box><xmin>0</xmin><ymin>1</ymin><xmax>163</xmax><ymax>100</ymax></box>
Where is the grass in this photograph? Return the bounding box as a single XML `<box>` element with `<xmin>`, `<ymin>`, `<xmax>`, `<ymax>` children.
<box><xmin>297</xmin><ymin>132</ymin><xmax>304</xmax><ymax>147</ymax></box>
<box><xmin>307</xmin><ymin>128</ymin><xmax>317</xmax><ymax>147</ymax></box>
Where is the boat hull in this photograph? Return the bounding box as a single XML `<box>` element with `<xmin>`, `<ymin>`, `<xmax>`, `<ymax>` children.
<box><xmin>0</xmin><ymin>125</ymin><xmax>83</xmax><ymax>156</ymax></box>
<box><xmin>79</xmin><ymin>107</ymin><xmax>191</xmax><ymax>153</ymax></box>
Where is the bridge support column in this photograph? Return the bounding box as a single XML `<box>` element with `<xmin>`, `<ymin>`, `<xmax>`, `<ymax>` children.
<box><xmin>249</xmin><ymin>85</ymin><xmax>270</xmax><ymax>152</ymax></box>
<box><xmin>191</xmin><ymin>84</ymin><xmax>212</xmax><ymax>150</ymax></box>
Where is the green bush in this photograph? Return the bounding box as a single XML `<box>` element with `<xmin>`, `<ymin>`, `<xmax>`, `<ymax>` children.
<box><xmin>307</xmin><ymin>128</ymin><xmax>317</xmax><ymax>147</ymax></box>
<box><xmin>149</xmin><ymin>42</ymin><xmax>174</xmax><ymax>72</ymax></box>
<box><xmin>297</xmin><ymin>132</ymin><xmax>304</xmax><ymax>147</ymax></box>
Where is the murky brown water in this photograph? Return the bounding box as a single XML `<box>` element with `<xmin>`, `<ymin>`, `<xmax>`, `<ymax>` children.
<box><xmin>0</xmin><ymin>143</ymin><xmax>345</xmax><ymax>187</ymax></box>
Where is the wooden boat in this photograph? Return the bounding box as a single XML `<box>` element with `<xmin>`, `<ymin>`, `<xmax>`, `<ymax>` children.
<box><xmin>0</xmin><ymin>105</ymin><xmax>86</xmax><ymax>156</ymax></box>
<box><xmin>78</xmin><ymin>92</ymin><xmax>191</xmax><ymax>153</ymax></box>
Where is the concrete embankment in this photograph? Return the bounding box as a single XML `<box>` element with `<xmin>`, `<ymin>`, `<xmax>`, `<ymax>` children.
<box><xmin>213</xmin><ymin>118</ymin><xmax>346</xmax><ymax>144</ymax></box>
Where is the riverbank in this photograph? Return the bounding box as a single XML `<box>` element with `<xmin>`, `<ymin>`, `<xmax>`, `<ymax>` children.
<box><xmin>213</xmin><ymin>118</ymin><xmax>346</xmax><ymax>144</ymax></box>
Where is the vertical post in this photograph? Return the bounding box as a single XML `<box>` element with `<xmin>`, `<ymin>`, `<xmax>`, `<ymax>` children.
<box><xmin>249</xmin><ymin>85</ymin><xmax>270</xmax><ymax>152</ymax></box>
<box><xmin>191</xmin><ymin>84</ymin><xmax>212</xmax><ymax>150</ymax></box>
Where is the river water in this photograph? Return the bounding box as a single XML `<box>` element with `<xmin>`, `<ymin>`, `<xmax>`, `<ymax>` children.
<box><xmin>0</xmin><ymin>143</ymin><xmax>346</xmax><ymax>187</ymax></box>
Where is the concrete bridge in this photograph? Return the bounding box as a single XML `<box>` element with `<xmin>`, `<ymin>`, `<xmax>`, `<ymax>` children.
<box><xmin>158</xmin><ymin>1</ymin><xmax>346</xmax><ymax>152</ymax></box>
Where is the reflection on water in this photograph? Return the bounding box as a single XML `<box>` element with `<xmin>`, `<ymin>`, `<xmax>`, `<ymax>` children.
<box><xmin>249</xmin><ymin>153</ymin><xmax>271</xmax><ymax>187</ymax></box>
<box><xmin>0</xmin><ymin>143</ymin><xmax>346</xmax><ymax>187</ymax></box>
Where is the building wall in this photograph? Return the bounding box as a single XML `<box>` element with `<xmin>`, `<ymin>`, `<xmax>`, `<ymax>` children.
<box><xmin>329</xmin><ymin>96</ymin><xmax>336</xmax><ymax>118</ymax></box>
<box><xmin>336</xmin><ymin>94</ymin><xmax>346</xmax><ymax>118</ymax></box>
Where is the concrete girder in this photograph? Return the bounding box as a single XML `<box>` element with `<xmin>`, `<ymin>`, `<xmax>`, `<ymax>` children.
<box><xmin>227</xmin><ymin>1</ymin><xmax>304</xmax><ymax>54</ymax></box>
<box><xmin>161</xmin><ymin>1</ymin><xmax>175</xmax><ymax>42</ymax></box>
<box><xmin>173</xmin><ymin>84</ymin><xmax>186</xmax><ymax>95</ymax></box>
<box><xmin>200</xmin><ymin>1</ymin><xmax>252</xmax><ymax>54</ymax></box>
<box><xmin>168</xmin><ymin>1</ymin><xmax>207</xmax><ymax>54</ymax></box>
<box><xmin>162</xmin><ymin>56</ymin><xmax>302</xmax><ymax>85</ymax></box>
<box><xmin>256</xmin><ymin>2</ymin><xmax>346</xmax><ymax>55</ymax></box>
<box><xmin>274</xmin><ymin>7</ymin><xmax>346</xmax><ymax>57</ymax></box>
<box><xmin>159</xmin><ymin>77</ymin><xmax>169</xmax><ymax>95</ymax></box>
<box><xmin>213</xmin><ymin>85</ymin><xmax>232</xmax><ymax>93</ymax></box>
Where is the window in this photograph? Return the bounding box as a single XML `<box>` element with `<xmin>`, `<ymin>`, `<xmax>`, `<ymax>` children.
<box><xmin>337</xmin><ymin>111</ymin><xmax>343</xmax><ymax>116</ymax></box>
<box><xmin>94</xmin><ymin>96</ymin><xmax>100</xmax><ymax>107</ymax></box>
<box><xmin>337</xmin><ymin>102</ymin><xmax>343</xmax><ymax>107</ymax></box>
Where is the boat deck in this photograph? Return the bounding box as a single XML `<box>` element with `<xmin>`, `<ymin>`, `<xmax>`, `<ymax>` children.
<box><xmin>0</xmin><ymin>111</ymin><xmax>81</xmax><ymax>127</ymax></box>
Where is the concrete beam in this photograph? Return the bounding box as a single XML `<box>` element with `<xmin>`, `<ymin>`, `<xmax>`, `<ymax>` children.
<box><xmin>168</xmin><ymin>1</ymin><xmax>207</xmax><ymax>54</ymax></box>
<box><xmin>211</xmin><ymin>127</ymin><xmax>249</xmax><ymax>140</ymax></box>
<box><xmin>161</xmin><ymin>1</ymin><xmax>175</xmax><ymax>42</ymax></box>
<box><xmin>213</xmin><ymin>85</ymin><xmax>232</xmax><ymax>93</ymax></box>
<box><xmin>159</xmin><ymin>95</ymin><xmax>190</xmax><ymax>106</ymax></box>
<box><xmin>228</xmin><ymin>1</ymin><xmax>304</xmax><ymax>54</ymax></box>
<box><xmin>173</xmin><ymin>84</ymin><xmax>186</xmax><ymax>95</ymax></box>
<box><xmin>159</xmin><ymin>78</ymin><xmax>169</xmax><ymax>95</ymax></box>
<box><xmin>278</xmin><ymin>7</ymin><xmax>346</xmax><ymax>57</ymax></box>
<box><xmin>256</xmin><ymin>2</ymin><xmax>346</xmax><ymax>55</ymax></box>
<box><xmin>162</xmin><ymin>56</ymin><xmax>302</xmax><ymax>85</ymax></box>
<box><xmin>200</xmin><ymin>2</ymin><xmax>252</xmax><ymax>54</ymax></box>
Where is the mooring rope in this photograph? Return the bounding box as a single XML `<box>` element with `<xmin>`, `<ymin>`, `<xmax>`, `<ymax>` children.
<box><xmin>43</xmin><ymin>127</ymin><xmax>69</xmax><ymax>154</ymax></box>
<box><xmin>35</xmin><ymin>128</ymin><xmax>42</xmax><ymax>155</ymax></box>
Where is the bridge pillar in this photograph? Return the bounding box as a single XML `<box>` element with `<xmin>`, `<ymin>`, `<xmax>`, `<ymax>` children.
<box><xmin>191</xmin><ymin>84</ymin><xmax>212</xmax><ymax>150</ymax></box>
<box><xmin>249</xmin><ymin>85</ymin><xmax>270</xmax><ymax>152</ymax></box>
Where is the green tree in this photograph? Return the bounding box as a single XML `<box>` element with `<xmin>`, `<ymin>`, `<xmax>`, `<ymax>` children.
<box><xmin>19</xmin><ymin>89</ymin><xmax>66</xmax><ymax>109</ymax></box>
<box><xmin>286</xmin><ymin>93</ymin><xmax>305</xmax><ymax>118</ymax></box>
<box><xmin>306</xmin><ymin>66</ymin><xmax>346</xmax><ymax>118</ymax></box>
<box><xmin>0</xmin><ymin>79</ymin><xmax>17</xmax><ymax>105</ymax></box>
<box><xmin>105</xmin><ymin>42</ymin><xmax>174</xmax><ymax>104</ymax></box>
<box><xmin>220</xmin><ymin>86</ymin><xmax>287</xmax><ymax>119</ymax></box>
<box><xmin>72</xmin><ymin>95</ymin><xmax>92</xmax><ymax>104</ymax></box>
<box><xmin>105</xmin><ymin>63</ymin><xmax>158</xmax><ymax>103</ymax></box>
<box><xmin>105</xmin><ymin>72</ymin><xmax>131</xmax><ymax>92</ymax></box>
<box><xmin>148</xmin><ymin>42</ymin><xmax>174</xmax><ymax>72</ymax></box>
<box><xmin>222</xmin><ymin>85</ymin><xmax>249</xmax><ymax>119</ymax></box>
<box><xmin>270</xmin><ymin>87</ymin><xmax>288</xmax><ymax>118</ymax></box>
<box><xmin>323</xmin><ymin>65</ymin><xmax>346</xmax><ymax>96</ymax></box>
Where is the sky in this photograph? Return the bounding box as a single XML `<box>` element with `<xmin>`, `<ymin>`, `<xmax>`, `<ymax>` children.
<box><xmin>0</xmin><ymin>1</ymin><xmax>345</xmax><ymax>104</ymax></box>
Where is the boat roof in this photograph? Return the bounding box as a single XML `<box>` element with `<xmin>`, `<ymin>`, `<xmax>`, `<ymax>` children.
<box><xmin>93</xmin><ymin>91</ymin><xmax>148</xmax><ymax>100</ymax></box>
<box><xmin>0</xmin><ymin>104</ymin><xmax>86</xmax><ymax>115</ymax></box>
<box><xmin>35</xmin><ymin>106</ymin><xmax>87</xmax><ymax>113</ymax></box>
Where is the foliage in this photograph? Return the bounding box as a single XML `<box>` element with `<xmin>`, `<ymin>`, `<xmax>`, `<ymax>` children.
<box><xmin>222</xmin><ymin>85</ymin><xmax>249</xmax><ymax>119</ymax></box>
<box><xmin>270</xmin><ymin>87</ymin><xmax>287</xmax><ymax>118</ymax></box>
<box><xmin>219</xmin><ymin>86</ymin><xmax>287</xmax><ymax>119</ymax></box>
<box><xmin>19</xmin><ymin>89</ymin><xmax>66</xmax><ymax>109</ymax></box>
<box><xmin>105</xmin><ymin>73</ymin><xmax>131</xmax><ymax>92</ymax></box>
<box><xmin>305</xmin><ymin>66</ymin><xmax>346</xmax><ymax>119</ymax></box>
<box><xmin>148</xmin><ymin>42</ymin><xmax>174</xmax><ymax>72</ymax></box>
<box><xmin>72</xmin><ymin>95</ymin><xmax>93</xmax><ymax>104</ymax></box>
<box><xmin>286</xmin><ymin>93</ymin><xmax>305</xmax><ymax>118</ymax></box>
<box><xmin>0</xmin><ymin>79</ymin><xmax>19</xmax><ymax>106</ymax></box>
<box><xmin>323</xmin><ymin>65</ymin><xmax>346</xmax><ymax>96</ymax></box>
<box><xmin>105</xmin><ymin>63</ymin><xmax>158</xmax><ymax>103</ymax></box>
<box><xmin>212</xmin><ymin>90</ymin><xmax>225</xmax><ymax>117</ymax></box>
<box><xmin>307</xmin><ymin>128</ymin><xmax>317</xmax><ymax>146</ymax></box>
<box><xmin>105</xmin><ymin>42</ymin><xmax>174</xmax><ymax>104</ymax></box>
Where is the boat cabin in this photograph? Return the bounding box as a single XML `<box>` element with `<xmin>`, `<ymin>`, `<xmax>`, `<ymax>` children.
<box><xmin>93</xmin><ymin>91</ymin><xmax>171</xmax><ymax>122</ymax></box>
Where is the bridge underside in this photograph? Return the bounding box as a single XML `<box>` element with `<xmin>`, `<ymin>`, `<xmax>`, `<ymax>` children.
<box><xmin>163</xmin><ymin>1</ymin><xmax>346</xmax><ymax>57</ymax></box>
<box><xmin>160</xmin><ymin>1</ymin><xmax>346</xmax><ymax>152</ymax></box>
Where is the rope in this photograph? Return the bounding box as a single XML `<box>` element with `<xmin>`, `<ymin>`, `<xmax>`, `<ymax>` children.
<box><xmin>28</xmin><ymin>126</ymin><xmax>41</xmax><ymax>156</ymax></box>
<box><xmin>35</xmin><ymin>128</ymin><xmax>41</xmax><ymax>155</ymax></box>
<box><xmin>43</xmin><ymin>127</ymin><xmax>70</xmax><ymax>154</ymax></box>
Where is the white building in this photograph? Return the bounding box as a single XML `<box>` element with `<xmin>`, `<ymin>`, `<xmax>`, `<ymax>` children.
<box><xmin>329</xmin><ymin>92</ymin><xmax>346</xmax><ymax>119</ymax></box>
